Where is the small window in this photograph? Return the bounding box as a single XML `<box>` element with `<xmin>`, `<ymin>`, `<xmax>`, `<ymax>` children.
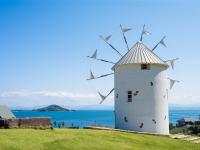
<box><xmin>141</xmin><ymin>64</ymin><xmax>150</xmax><ymax>70</ymax></box>
<box><xmin>127</xmin><ymin>91</ymin><xmax>132</xmax><ymax>102</ymax></box>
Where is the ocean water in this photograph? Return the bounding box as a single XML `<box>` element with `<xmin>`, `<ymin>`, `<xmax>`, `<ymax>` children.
<box><xmin>13</xmin><ymin>109</ymin><xmax>200</xmax><ymax>128</ymax></box>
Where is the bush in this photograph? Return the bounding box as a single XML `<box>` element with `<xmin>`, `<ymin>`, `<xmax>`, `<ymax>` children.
<box><xmin>170</xmin><ymin>126</ymin><xmax>191</xmax><ymax>134</ymax></box>
<box><xmin>188</xmin><ymin>125</ymin><xmax>200</xmax><ymax>134</ymax></box>
<box><xmin>170</xmin><ymin>125</ymin><xmax>200</xmax><ymax>135</ymax></box>
<box><xmin>0</xmin><ymin>120</ymin><xmax>4</xmax><ymax>128</ymax></box>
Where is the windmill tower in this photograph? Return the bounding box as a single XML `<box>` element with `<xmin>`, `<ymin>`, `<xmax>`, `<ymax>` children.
<box><xmin>87</xmin><ymin>24</ymin><xmax>179</xmax><ymax>135</ymax></box>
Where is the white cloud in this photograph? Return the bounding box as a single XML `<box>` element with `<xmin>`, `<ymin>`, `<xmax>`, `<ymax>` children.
<box><xmin>0</xmin><ymin>89</ymin><xmax>99</xmax><ymax>100</ymax></box>
<box><xmin>0</xmin><ymin>89</ymin><xmax>114</xmax><ymax>108</ymax></box>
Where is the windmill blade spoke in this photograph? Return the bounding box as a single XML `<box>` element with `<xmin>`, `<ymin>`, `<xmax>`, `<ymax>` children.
<box><xmin>120</xmin><ymin>24</ymin><xmax>130</xmax><ymax>51</ymax></box>
<box><xmin>87</xmin><ymin>72</ymin><xmax>114</xmax><ymax>81</ymax></box>
<box><xmin>106</xmin><ymin>88</ymin><xmax>115</xmax><ymax>97</ymax></box>
<box><xmin>99</xmin><ymin>98</ymin><xmax>106</xmax><ymax>104</ymax></box>
<box><xmin>95</xmin><ymin>58</ymin><xmax>116</xmax><ymax>64</ymax></box>
<box><xmin>152</xmin><ymin>43</ymin><xmax>159</xmax><ymax>51</ymax></box>
<box><xmin>97</xmin><ymin>73</ymin><xmax>114</xmax><ymax>79</ymax></box>
<box><xmin>107</xmin><ymin>43</ymin><xmax>123</xmax><ymax>57</ymax></box>
<box><xmin>140</xmin><ymin>24</ymin><xmax>145</xmax><ymax>41</ymax></box>
<box><xmin>99</xmin><ymin>88</ymin><xmax>114</xmax><ymax>104</ymax></box>
<box><xmin>123</xmin><ymin>36</ymin><xmax>129</xmax><ymax>50</ymax></box>
<box><xmin>99</xmin><ymin>35</ymin><xmax>123</xmax><ymax>57</ymax></box>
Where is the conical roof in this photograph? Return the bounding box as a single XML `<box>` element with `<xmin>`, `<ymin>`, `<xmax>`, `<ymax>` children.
<box><xmin>112</xmin><ymin>42</ymin><xmax>168</xmax><ymax>70</ymax></box>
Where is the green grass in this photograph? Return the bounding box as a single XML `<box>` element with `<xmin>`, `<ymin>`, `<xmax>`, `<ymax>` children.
<box><xmin>0</xmin><ymin>129</ymin><xmax>199</xmax><ymax>150</ymax></box>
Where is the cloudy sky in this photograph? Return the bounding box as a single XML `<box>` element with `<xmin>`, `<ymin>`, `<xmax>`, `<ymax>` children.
<box><xmin>0</xmin><ymin>0</ymin><xmax>200</xmax><ymax>109</ymax></box>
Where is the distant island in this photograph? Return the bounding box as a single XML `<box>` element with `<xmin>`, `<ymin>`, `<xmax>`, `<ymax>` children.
<box><xmin>32</xmin><ymin>104</ymin><xmax>75</xmax><ymax>112</ymax></box>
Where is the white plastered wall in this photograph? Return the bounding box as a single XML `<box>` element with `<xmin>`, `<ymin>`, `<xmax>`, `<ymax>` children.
<box><xmin>114</xmin><ymin>64</ymin><xmax>169</xmax><ymax>135</ymax></box>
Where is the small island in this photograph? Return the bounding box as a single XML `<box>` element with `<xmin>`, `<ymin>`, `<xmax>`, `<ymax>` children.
<box><xmin>32</xmin><ymin>104</ymin><xmax>74</xmax><ymax>112</ymax></box>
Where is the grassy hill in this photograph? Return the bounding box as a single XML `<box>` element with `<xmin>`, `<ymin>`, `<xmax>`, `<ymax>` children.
<box><xmin>0</xmin><ymin>129</ymin><xmax>199</xmax><ymax>150</ymax></box>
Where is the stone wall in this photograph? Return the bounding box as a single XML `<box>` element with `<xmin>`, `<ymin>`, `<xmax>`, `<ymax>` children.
<box><xmin>1</xmin><ymin>117</ymin><xmax>52</xmax><ymax>128</ymax></box>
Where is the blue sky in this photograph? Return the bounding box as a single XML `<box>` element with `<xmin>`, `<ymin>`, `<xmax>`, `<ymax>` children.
<box><xmin>0</xmin><ymin>0</ymin><xmax>200</xmax><ymax>109</ymax></box>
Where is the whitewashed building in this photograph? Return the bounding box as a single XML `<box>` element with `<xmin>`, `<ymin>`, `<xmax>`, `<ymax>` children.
<box><xmin>112</xmin><ymin>42</ymin><xmax>170</xmax><ymax>135</ymax></box>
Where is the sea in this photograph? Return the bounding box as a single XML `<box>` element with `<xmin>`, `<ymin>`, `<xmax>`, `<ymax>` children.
<box><xmin>13</xmin><ymin>108</ymin><xmax>200</xmax><ymax>128</ymax></box>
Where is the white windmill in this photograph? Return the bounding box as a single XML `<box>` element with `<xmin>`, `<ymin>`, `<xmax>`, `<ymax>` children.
<box><xmin>87</xmin><ymin>24</ymin><xmax>179</xmax><ymax>135</ymax></box>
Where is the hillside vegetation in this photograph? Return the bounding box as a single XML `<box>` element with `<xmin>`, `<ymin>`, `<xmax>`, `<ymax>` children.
<box><xmin>32</xmin><ymin>104</ymin><xmax>73</xmax><ymax>112</ymax></box>
<box><xmin>0</xmin><ymin>129</ymin><xmax>199</xmax><ymax>150</ymax></box>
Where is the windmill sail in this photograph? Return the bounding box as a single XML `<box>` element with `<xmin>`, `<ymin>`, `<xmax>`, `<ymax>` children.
<box><xmin>120</xmin><ymin>24</ymin><xmax>131</xmax><ymax>51</ymax></box>
<box><xmin>168</xmin><ymin>78</ymin><xmax>179</xmax><ymax>89</ymax></box>
<box><xmin>170</xmin><ymin>79</ymin><xmax>175</xmax><ymax>89</ymax></box>
<box><xmin>140</xmin><ymin>24</ymin><xmax>151</xmax><ymax>42</ymax></box>
<box><xmin>87</xmin><ymin>49</ymin><xmax>115</xmax><ymax>64</ymax></box>
<box><xmin>164</xmin><ymin>58</ymin><xmax>179</xmax><ymax>69</ymax></box>
<box><xmin>98</xmin><ymin>92</ymin><xmax>106</xmax><ymax>102</ymax></box>
<box><xmin>160</xmin><ymin>36</ymin><xmax>166</xmax><ymax>47</ymax></box>
<box><xmin>99</xmin><ymin>88</ymin><xmax>114</xmax><ymax>104</ymax></box>
<box><xmin>100</xmin><ymin>35</ymin><xmax>112</xmax><ymax>42</ymax></box>
<box><xmin>104</xmin><ymin>35</ymin><xmax>112</xmax><ymax>41</ymax></box>
<box><xmin>170</xmin><ymin>59</ymin><xmax>176</xmax><ymax>69</ymax></box>
<box><xmin>171</xmin><ymin>58</ymin><xmax>179</xmax><ymax>69</ymax></box>
<box><xmin>90</xmin><ymin>71</ymin><xmax>95</xmax><ymax>79</ymax></box>
<box><xmin>87</xmin><ymin>70</ymin><xmax>95</xmax><ymax>80</ymax></box>
<box><xmin>100</xmin><ymin>35</ymin><xmax>122</xmax><ymax>57</ymax></box>
<box><xmin>87</xmin><ymin>49</ymin><xmax>97</xmax><ymax>59</ymax></box>
<box><xmin>122</xmin><ymin>28</ymin><xmax>132</xmax><ymax>33</ymax></box>
<box><xmin>152</xmin><ymin>36</ymin><xmax>166</xmax><ymax>51</ymax></box>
